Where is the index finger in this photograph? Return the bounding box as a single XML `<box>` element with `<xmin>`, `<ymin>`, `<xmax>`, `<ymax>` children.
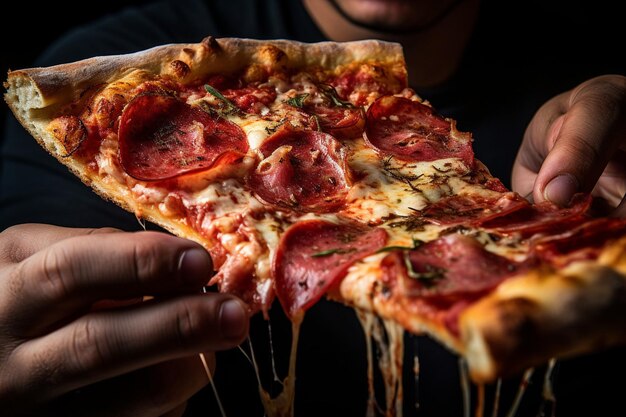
<box><xmin>0</xmin><ymin>224</ymin><xmax>119</xmax><ymax>264</ymax></box>
<box><xmin>531</xmin><ymin>76</ymin><xmax>626</xmax><ymax>205</ymax></box>
<box><xmin>0</xmin><ymin>230</ymin><xmax>213</xmax><ymax>336</ymax></box>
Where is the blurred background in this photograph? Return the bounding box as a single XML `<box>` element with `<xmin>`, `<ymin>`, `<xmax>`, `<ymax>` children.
<box><xmin>1</xmin><ymin>0</ymin><xmax>151</xmax><ymax>136</ymax></box>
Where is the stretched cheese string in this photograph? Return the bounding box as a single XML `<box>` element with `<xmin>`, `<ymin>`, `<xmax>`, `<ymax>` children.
<box><xmin>356</xmin><ymin>310</ymin><xmax>378</xmax><ymax>417</ymax></box>
<box><xmin>475</xmin><ymin>383</ymin><xmax>485</xmax><ymax>417</ymax></box>
<box><xmin>356</xmin><ymin>311</ymin><xmax>405</xmax><ymax>417</ymax></box>
<box><xmin>538</xmin><ymin>359</ymin><xmax>558</xmax><ymax>417</ymax></box>
<box><xmin>199</xmin><ymin>352</ymin><xmax>227</xmax><ymax>417</ymax></box>
<box><xmin>504</xmin><ymin>368</ymin><xmax>535</xmax><ymax>417</ymax></box>
<box><xmin>240</xmin><ymin>339</ymin><xmax>264</xmax><ymax>388</ymax></box>
<box><xmin>198</xmin><ymin>287</ymin><xmax>227</xmax><ymax>417</ymax></box>
<box><xmin>458</xmin><ymin>358</ymin><xmax>471</xmax><ymax>417</ymax></box>
<box><xmin>135</xmin><ymin>214</ymin><xmax>146</xmax><ymax>230</ymax></box>
<box><xmin>490</xmin><ymin>378</ymin><xmax>502</xmax><ymax>417</ymax></box>
<box><xmin>266</xmin><ymin>318</ymin><xmax>282</xmax><ymax>384</ymax></box>
<box><xmin>412</xmin><ymin>337</ymin><xmax>420</xmax><ymax>412</ymax></box>
<box><xmin>383</xmin><ymin>319</ymin><xmax>405</xmax><ymax>416</ymax></box>
<box><xmin>256</xmin><ymin>315</ymin><xmax>302</xmax><ymax>417</ymax></box>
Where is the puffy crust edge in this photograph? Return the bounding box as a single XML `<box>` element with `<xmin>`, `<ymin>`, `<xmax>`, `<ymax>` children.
<box><xmin>5</xmin><ymin>37</ymin><xmax>405</xmax><ymax>109</ymax></box>
<box><xmin>460</xmin><ymin>236</ymin><xmax>626</xmax><ymax>382</ymax></box>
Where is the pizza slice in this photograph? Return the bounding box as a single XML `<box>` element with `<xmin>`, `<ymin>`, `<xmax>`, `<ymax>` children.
<box><xmin>5</xmin><ymin>37</ymin><xmax>626</xmax><ymax>416</ymax></box>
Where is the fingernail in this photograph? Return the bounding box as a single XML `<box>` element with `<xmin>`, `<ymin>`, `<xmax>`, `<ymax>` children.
<box><xmin>544</xmin><ymin>174</ymin><xmax>579</xmax><ymax>207</ymax></box>
<box><xmin>178</xmin><ymin>248</ymin><xmax>212</xmax><ymax>284</ymax></box>
<box><xmin>220</xmin><ymin>299</ymin><xmax>247</xmax><ymax>339</ymax></box>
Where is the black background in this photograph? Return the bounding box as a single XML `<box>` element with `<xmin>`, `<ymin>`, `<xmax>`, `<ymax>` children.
<box><xmin>1</xmin><ymin>1</ymin><xmax>151</xmax><ymax>135</ymax></box>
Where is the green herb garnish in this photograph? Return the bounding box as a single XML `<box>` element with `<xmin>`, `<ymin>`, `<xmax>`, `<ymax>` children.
<box><xmin>319</xmin><ymin>84</ymin><xmax>353</xmax><ymax>107</ymax></box>
<box><xmin>311</xmin><ymin>248</ymin><xmax>357</xmax><ymax>258</ymax></box>
<box><xmin>204</xmin><ymin>84</ymin><xmax>238</xmax><ymax>113</ymax></box>
<box><xmin>403</xmin><ymin>253</ymin><xmax>446</xmax><ymax>283</ymax></box>
<box><xmin>286</xmin><ymin>94</ymin><xmax>309</xmax><ymax>108</ymax></box>
<box><xmin>376</xmin><ymin>237</ymin><xmax>424</xmax><ymax>253</ymax></box>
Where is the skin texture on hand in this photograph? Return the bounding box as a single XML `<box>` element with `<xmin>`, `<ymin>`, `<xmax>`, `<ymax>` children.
<box><xmin>512</xmin><ymin>75</ymin><xmax>626</xmax><ymax>216</ymax></box>
<box><xmin>0</xmin><ymin>224</ymin><xmax>249</xmax><ymax>417</ymax></box>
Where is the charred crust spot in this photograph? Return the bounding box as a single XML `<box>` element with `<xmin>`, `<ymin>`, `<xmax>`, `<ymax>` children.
<box><xmin>169</xmin><ymin>60</ymin><xmax>191</xmax><ymax>79</ymax></box>
<box><xmin>202</xmin><ymin>36</ymin><xmax>221</xmax><ymax>53</ymax></box>
<box><xmin>47</xmin><ymin>115</ymin><xmax>87</xmax><ymax>157</ymax></box>
<box><xmin>484</xmin><ymin>297</ymin><xmax>541</xmax><ymax>366</ymax></box>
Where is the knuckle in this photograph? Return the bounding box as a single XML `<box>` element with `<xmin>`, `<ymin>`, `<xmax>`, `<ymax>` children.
<box><xmin>131</xmin><ymin>239</ymin><xmax>173</xmax><ymax>285</ymax></box>
<box><xmin>559</xmin><ymin>134</ymin><xmax>601</xmax><ymax>164</ymax></box>
<box><xmin>0</xmin><ymin>225</ymin><xmax>30</xmax><ymax>263</ymax></box>
<box><xmin>573</xmin><ymin>76</ymin><xmax>626</xmax><ymax>112</ymax></box>
<box><xmin>88</xmin><ymin>227</ymin><xmax>122</xmax><ymax>235</ymax></box>
<box><xmin>4</xmin><ymin>263</ymin><xmax>26</xmax><ymax>300</ymax></box>
<box><xmin>174</xmin><ymin>300</ymin><xmax>207</xmax><ymax>349</ymax></box>
<box><xmin>37</xmin><ymin>247</ymin><xmax>75</xmax><ymax>302</ymax></box>
<box><xmin>69</xmin><ymin>317</ymin><xmax>110</xmax><ymax>372</ymax></box>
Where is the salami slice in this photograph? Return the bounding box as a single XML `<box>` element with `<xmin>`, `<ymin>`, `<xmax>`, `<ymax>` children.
<box><xmin>223</xmin><ymin>85</ymin><xmax>277</xmax><ymax>114</ymax></box>
<box><xmin>418</xmin><ymin>192</ymin><xmax>529</xmax><ymax>226</ymax></box>
<box><xmin>304</xmin><ymin>104</ymin><xmax>365</xmax><ymax>140</ymax></box>
<box><xmin>248</xmin><ymin>128</ymin><xmax>350</xmax><ymax>212</ymax></box>
<box><xmin>274</xmin><ymin>219</ymin><xmax>388</xmax><ymax>319</ymax></box>
<box><xmin>382</xmin><ymin>234</ymin><xmax>523</xmax><ymax>301</ymax></box>
<box><xmin>118</xmin><ymin>93</ymin><xmax>248</xmax><ymax>180</ymax></box>
<box><xmin>480</xmin><ymin>194</ymin><xmax>592</xmax><ymax>237</ymax></box>
<box><xmin>532</xmin><ymin>217</ymin><xmax>626</xmax><ymax>264</ymax></box>
<box><xmin>365</xmin><ymin>96</ymin><xmax>473</xmax><ymax>166</ymax></box>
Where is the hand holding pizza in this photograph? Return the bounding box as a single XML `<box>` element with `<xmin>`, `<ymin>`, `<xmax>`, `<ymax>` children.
<box><xmin>0</xmin><ymin>224</ymin><xmax>248</xmax><ymax>417</ymax></box>
<box><xmin>513</xmin><ymin>74</ymin><xmax>626</xmax><ymax>213</ymax></box>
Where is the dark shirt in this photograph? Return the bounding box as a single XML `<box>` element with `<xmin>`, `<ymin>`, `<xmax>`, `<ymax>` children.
<box><xmin>1</xmin><ymin>1</ymin><xmax>624</xmax><ymax>416</ymax></box>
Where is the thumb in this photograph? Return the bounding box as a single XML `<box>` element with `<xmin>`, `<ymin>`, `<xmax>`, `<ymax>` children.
<box><xmin>532</xmin><ymin>75</ymin><xmax>626</xmax><ymax>206</ymax></box>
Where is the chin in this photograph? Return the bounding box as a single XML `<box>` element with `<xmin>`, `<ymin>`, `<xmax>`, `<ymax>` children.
<box><xmin>333</xmin><ymin>0</ymin><xmax>457</xmax><ymax>31</ymax></box>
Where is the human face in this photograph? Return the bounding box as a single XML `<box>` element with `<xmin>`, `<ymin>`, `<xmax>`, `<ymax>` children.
<box><xmin>329</xmin><ymin>0</ymin><xmax>465</xmax><ymax>33</ymax></box>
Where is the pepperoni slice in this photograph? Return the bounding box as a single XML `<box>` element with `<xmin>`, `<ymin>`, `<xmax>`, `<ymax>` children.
<box><xmin>274</xmin><ymin>219</ymin><xmax>388</xmax><ymax>319</ymax></box>
<box><xmin>480</xmin><ymin>193</ymin><xmax>592</xmax><ymax>237</ymax></box>
<box><xmin>532</xmin><ymin>217</ymin><xmax>626</xmax><ymax>264</ymax></box>
<box><xmin>418</xmin><ymin>192</ymin><xmax>530</xmax><ymax>226</ymax></box>
<box><xmin>365</xmin><ymin>96</ymin><xmax>473</xmax><ymax>166</ymax></box>
<box><xmin>248</xmin><ymin>128</ymin><xmax>350</xmax><ymax>212</ymax></box>
<box><xmin>223</xmin><ymin>85</ymin><xmax>277</xmax><ymax>114</ymax></box>
<box><xmin>118</xmin><ymin>93</ymin><xmax>247</xmax><ymax>181</ymax></box>
<box><xmin>304</xmin><ymin>104</ymin><xmax>365</xmax><ymax>140</ymax></box>
<box><xmin>382</xmin><ymin>234</ymin><xmax>523</xmax><ymax>302</ymax></box>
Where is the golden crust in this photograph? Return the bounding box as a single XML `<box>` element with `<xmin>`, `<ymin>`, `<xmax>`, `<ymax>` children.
<box><xmin>5</xmin><ymin>37</ymin><xmax>405</xmax><ymax>109</ymax></box>
<box><xmin>461</xmin><ymin>236</ymin><xmax>626</xmax><ymax>382</ymax></box>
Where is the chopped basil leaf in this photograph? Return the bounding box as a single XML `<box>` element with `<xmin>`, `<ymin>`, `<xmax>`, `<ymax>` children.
<box><xmin>319</xmin><ymin>84</ymin><xmax>353</xmax><ymax>107</ymax></box>
<box><xmin>311</xmin><ymin>248</ymin><xmax>357</xmax><ymax>258</ymax></box>
<box><xmin>204</xmin><ymin>84</ymin><xmax>238</xmax><ymax>112</ymax></box>
<box><xmin>412</xmin><ymin>238</ymin><xmax>424</xmax><ymax>248</ymax></box>
<box><xmin>403</xmin><ymin>253</ymin><xmax>446</xmax><ymax>283</ymax></box>
<box><xmin>286</xmin><ymin>94</ymin><xmax>309</xmax><ymax>108</ymax></box>
<box><xmin>376</xmin><ymin>245</ymin><xmax>414</xmax><ymax>253</ymax></box>
<box><xmin>376</xmin><ymin>237</ymin><xmax>424</xmax><ymax>253</ymax></box>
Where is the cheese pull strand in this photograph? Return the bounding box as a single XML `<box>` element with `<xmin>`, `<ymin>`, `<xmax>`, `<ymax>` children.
<box><xmin>538</xmin><ymin>359</ymin><xmax>558</xmax><ymax>417</ymax></box>
<box><xmin>356</xmin><ymin>310</ymin><xmax>378</xmax><ymax>417</ymax></box>
<box><xmin>491</xmin><ymin>379</ymin><xmax>502</xmax><ymax>417</ymax></box>
<box><xmin>505</xmin><ymin>368</ymin><xmax>535</xmax><ymax>417</ymax></box>
<box><xmin>458</xmin><ymin>358</ymin><xmax>471</xmax><ymax>417</ymax></box>
<box><xmin>199</xmin><ymin>352</ymin><xmax>227</xmax><ymax>417</ymax></box>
